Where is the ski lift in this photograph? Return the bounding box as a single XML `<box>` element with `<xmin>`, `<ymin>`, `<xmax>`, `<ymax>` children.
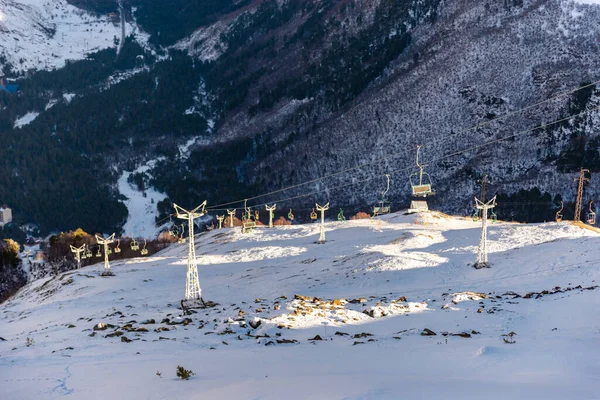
<box><xmin>130</xmin><ymin>238</ymin><xmax>139</xmax><ymax>251</ymax></box>
<box><xmin>85</xmin><ymin>245</ymin><xmax>92</xmax><ymax>258</ymax></box>
<box><xmin>310</xmin><ymin>208</ymin><xmax>317</xmax><ymax>221</ymax></box>
<box><xmin>95</xmin><ymin>246</ymin><xmax>102</xmax><ymax>257</ymax></box>
<box><xmin>140</xmin><ymin>239</ymin><xmax>148</xmax><ymax>256</ymax></box>
<box><xmin>169</xmin><ymin>216</ymin><xmax>179</xmax><ymax>237</ymax></box>
<box><xmin>288</xmin><ymin>209</ymin><xmax>294</xmax><ymax>221</ymax></box>
<box><xmin>587</xmin><ymin>201</ymin><xmax>596</xmax><ymax>225</ymax></box>
<box><xmin>490</xmin><ymin>209</ymin><xmax>498</xmax><ymax>223</ymax></box>
<box><xmin>114</xmin><ymin>239</ymin><xmax>121</xmax><ymax>254</ymax></box>
<box><xmin>409</xmin><ymin>145</ymin><xmax>433</xmax><ymax>197</ymax></box>
<box><xmin>242</xmin><ymin>200</ymin><xmax>256</xmax><ymax>233</ymax></box>
<box><xmin>555</xmin><ymin>201</ymin><xmax>564</xmax><ymax>223</ymax></box>
<box><xmin>106</xmin><ymin>246</ymin><xmax>113</xmax><ymax>255</ymax></box>
<box><xmin>373</xmin><ymin>174</ymin><xmax>392</xmax><ymax>216</ymax></box>
<box><xmin>178</xmin><ymin>224</ymin><xmax>186</xmax><ymax>244</ymax></box>
<box><xmin>338</xmin><ymin>208</ymin><xmax>346</xmax><ymax>221</ymax></box>
<box><xmin>81</xmin><ymin>247</ymin><xmax>88</xmax><ymax>259</ymax></box>
<box><xmin>471</xmin><ymin>208</ymin><xmax>480</xmax><ymax>222</ymax></box>
<box><xmin>255</xmin><ymin>210</ymin><xmax>260</xmax><ymax>220</ymax></box>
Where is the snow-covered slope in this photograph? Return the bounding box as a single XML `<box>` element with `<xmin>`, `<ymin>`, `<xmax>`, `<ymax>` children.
<box><xmin>0</xmin><ymin>0</ymin><xmax>145</xmax><ymax>72</ymax></box>
<box><xmin>1</xmin><ymin>212</ymin><xmax>599</xmax><ymax>399</ymax></box>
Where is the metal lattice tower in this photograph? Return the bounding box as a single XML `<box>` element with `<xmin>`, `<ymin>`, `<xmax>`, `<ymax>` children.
<box><xmin>174</xmin><ymin>201</ymin><xmax>207</xmax><ymax>305</ymax></box>
<box><xmin>474</xmin><ymin>196</ymin><xmax>496</xmax><ymax>269</ymax></box>
<box><xmin>265</xmin><ymin>204</ymin><xmax>276</xmax><ymax>228</ymax></box>
<box><xmin>216</xmin><ymin>215</ymin><xmax>224</xmax><ymax>229</ymax></box>
<box><xmin>95</xmin><ymin>233</ymin><xmax>115</xmax><ymax>276</ymax></box>
<box><xmin>227</xmin><ymin>209</ymin><xmax>236</xmax><ymax>228</ymax></box>
<box><xmin>574</xmin><ymin>169</ymin><xmax>589</xmax><ymax>222</ymax></box>
<box><xmin>316</xmin><ymin>202</ymin><xmax>330</xmax><ymax>243</ymax></box>
<box><xmin>70</xmin><ymin>244</ymin><xmax>85</xmax><ymax>269</ymax></box>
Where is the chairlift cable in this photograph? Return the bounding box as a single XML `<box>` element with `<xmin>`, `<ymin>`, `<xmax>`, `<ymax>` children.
<box><xmin>206</xmin><ymin>80</ymin><xmax>600</xmax><ymax>210</ymax></box>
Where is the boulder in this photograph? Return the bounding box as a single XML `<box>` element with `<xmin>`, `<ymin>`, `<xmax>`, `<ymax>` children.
<box><xmin>249</xmin><ymin>318</ymin><xmax>262</xmax><ymax>329</ymax></box>
<box><xmin>421</xmin><ymin>328</ymin><xmax>437</xmax><ymax>336</ymax></box>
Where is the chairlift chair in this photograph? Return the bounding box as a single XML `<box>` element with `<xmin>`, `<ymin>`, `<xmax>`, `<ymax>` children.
<box><xmin>471</xmin><ymin>207</ymin><xmax>480</xmax><ymax>221</ymax></box>
<box><xmin>373</xmin><ymin>174</ymin><xmax>392</xmax><ymax>217</ymax></box>
<box><xmin>169</xmin><ymin>224</ymin><xmax>179</xmax><ymax>237</ymax></box>
<box><xmin>85</xmin><ymin>246</ymin><xmax>92</xmax><ymax>258</ymax></box>
<box><xmin>409</xmin><ymin>146</ymin><xmax>434</xmax><ymax>197</ymax></box>
<box><xmin>555</xmin><ymin>201</ymin><xmax>564</xmax><ymax>223</ymax></box>
<box><xmin>95</xmin><ymin>246</ymin><xmax>102</xmax><ymax>257</ymax></box>
<box><xmin>178</xmin><ymin>224</ymin><xmax>186</xmax><ymax>244</ymax></box>
<box><xmin>242</xmin><ymin>208</ymin><xmax>256</xmax><ymax>233</ymax></box>
<box><xmin>310</xmin><ymin>208</ymin><xmax>318</xmax><ymax>221</ymax></box>
<box><xmin>106</xmin><ymin>247</ymin><xmax>113</xmax><ymax>255</ymax></box>
<box><xmin>130</xmin><ymin>238</ymin><xmax>140</xmax><ymax>251</ymax></box>
<box><xmin>114</xmin><ymin>239</ymin><xmax>121</xmax><ymax>254</ymax></box>
<box><xmin>140</xmin><ymin>239</ymin><xmax>149</xmax><ymax>256</ymax></box>
<box><xmin>81</xmin><ymin>248</ymin><xmax>88</xmax><ymax>259</ymax></box>
<box><xmin>338</xmin><ymin>208</ymin><xmax>346</xmax><ymax>221</ymax></box>
<box><xmin>490</xmin><ymin>209</ymin><xmax>498</xmax><ymax>223</ymax></box>
<box><xmin>288</xmin><ymin>209</ymin><xmax>294</xmax><ymax>221</ymax></box>
<box><xmin>587</xmin><ymin>201</ymin><xmax>596</xmax><ymax>225</ymax></box>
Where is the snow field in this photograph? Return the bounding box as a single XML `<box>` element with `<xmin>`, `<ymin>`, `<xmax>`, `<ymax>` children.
<box><xmin>1</xmin><ymin>211</ymin><xmax>599</xmax><ymax>399</ymax></box>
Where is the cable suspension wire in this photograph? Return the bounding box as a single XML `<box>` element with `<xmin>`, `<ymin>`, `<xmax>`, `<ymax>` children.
<box><xmin>206</xmin><ymin>103</ymin><xmax>600</xmax><ymax>212</ymax></box>
<box><xmin>206</xmin><ymin>79</ymin><xmax>600</xmax><ymax>210</ymax></box>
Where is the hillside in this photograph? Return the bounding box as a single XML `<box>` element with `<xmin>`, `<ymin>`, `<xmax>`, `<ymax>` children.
<box><xmin>1</xmin><ymin>212</ymin><xmax>599</xmax><ymax>399</ymax></box>
<box><xmin>1</xmin><ymin>0</ymin><xmax>600</xmax><ymax>234</ymax></box>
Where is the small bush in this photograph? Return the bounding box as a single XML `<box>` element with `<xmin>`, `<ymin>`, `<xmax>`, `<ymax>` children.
<box><xmin>25</xmin><ymin>337</ymin><xmax>35</xmax><ymax>347</ymax></box>
<box><xmin>225</xmin><ymin>216</ymin><xmax>243</xmax><ymax>227</ymax></box>
<box><xmin>176</xmin><ymin>365</ymin><xmax>195</xmax><ymax>380</ymax></box>
<box><xmin>273</xmin><ymin>216</ymin><xmax>292</xmax><ymax>226</ymax></box>
<box><xmin>351</xmin><ymin>212</ymin><xmax>371</xmax><ymax>220</ymax></box>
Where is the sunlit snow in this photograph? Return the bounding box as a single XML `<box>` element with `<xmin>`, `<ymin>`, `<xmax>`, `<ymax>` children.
<box><xmin>1</xmin><ymin>212</ymin><xmax>598</xmax><ymax>399</ymax></box>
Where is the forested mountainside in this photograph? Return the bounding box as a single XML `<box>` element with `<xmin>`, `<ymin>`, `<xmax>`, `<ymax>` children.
<box><xmin>1</xmin><ymin>0</ymin><xmax>599</xmax><ymax>234</ymax></box>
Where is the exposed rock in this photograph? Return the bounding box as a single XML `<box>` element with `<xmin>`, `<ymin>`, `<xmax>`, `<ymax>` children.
<box><xmin>308</xmin><ymin>335</ymin><xmax>323</xmax><ymax>341</ymax></box>
<box><xmin>276</xmin><ymin>339</ymin><xmax>298</xmax><ymax>344</ymax></box>
<box><xmin>348</xmin><ymin>298</ymin><xmax>367</xmax><ymax>304</ymax></box>
<box><xmin>141</xmin><ymin>319</ymin><xmax>156</xmax><ymax>324</ymax></box>
<box><xmin>451</xmin><ymin>332</ymin><xmax>472</xmax><ymax>338</ymax></box>
<box><xmin>120</xmin><ymin>336</ymin><xmax>132</xmax><ymax>343</ymax></box>
<box><xmin>421</xmin><ymin>328</ymin><xmax>437</xmax><ymax>336</ymax></box>
<box><xmin>93</xmin><ymin>323</ymin><xmax>111</xmax><ymax>331</ymax></box>
<box><xmin>249</xmin><ymin>318</ymin><xmax>262</xmax><ymax>329</ymax></box>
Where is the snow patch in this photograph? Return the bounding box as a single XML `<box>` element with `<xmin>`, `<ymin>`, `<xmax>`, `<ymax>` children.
<box><xmin>14</xmin><ymin>112</ymin><xmax>39</xmax><ymax>128</ymax></box>
<box><xmin>118</xmin><ymin>158</ymin><xmax>168</xmax><ymax>239</ymax></box>
<box><xmin>63</xmin><ymin>93</ymin><xmax>76</xmax><ymax>103</ymax></box>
